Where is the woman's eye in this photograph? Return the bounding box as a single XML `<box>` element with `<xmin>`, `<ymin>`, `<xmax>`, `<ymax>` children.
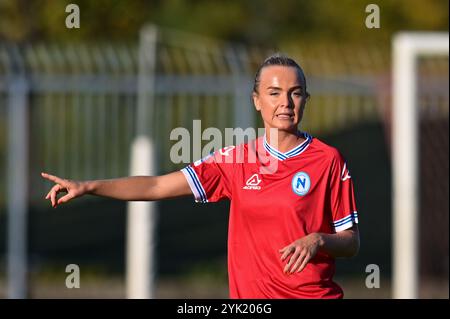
<box><xmin>270</xmin><ymin>92</ymin><xmax>279</xmax><ymax>96</ymax></box>
<box><xmin>292</xmin><ymin>92</ymin><xmax>302</xmax><ymax>97</ymax></box>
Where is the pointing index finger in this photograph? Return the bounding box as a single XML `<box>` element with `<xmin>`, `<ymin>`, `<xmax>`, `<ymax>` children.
<box><xmin>41</xmin><ymin>172</ymin><xmax>64</xmax><ymax>185</ymax></box>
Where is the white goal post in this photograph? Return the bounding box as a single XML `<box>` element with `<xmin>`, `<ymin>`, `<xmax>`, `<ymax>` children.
<box><xmin>392</xmin><ymin>32</ymin><xmax>449</xmax><ymax>299</ymax></box>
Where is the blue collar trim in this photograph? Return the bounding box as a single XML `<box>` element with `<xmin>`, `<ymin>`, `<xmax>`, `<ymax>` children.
<box><xmin>263</xmin><ymin>132</ymin><xmax>312</xmax><ymax>161</ymax></box>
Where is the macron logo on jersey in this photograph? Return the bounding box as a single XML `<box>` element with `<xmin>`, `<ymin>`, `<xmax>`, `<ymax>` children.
<box><xmin>341</xmin><ymin>162</ymin><xmax>351</xmax><ymax>181</ymax></box>
<box><xmin>243</xmin><ymin>174</ymin><xmax>261</xmax><ymax>190</ymax></box>
<box><xmin>219</xmin><ymin>146</ymin><xmax>235</xmax><ymax>156</ymax></box>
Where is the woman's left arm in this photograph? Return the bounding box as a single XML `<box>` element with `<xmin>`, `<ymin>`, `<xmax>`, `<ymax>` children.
<box><xmin>318</xmin><ymin>224</ymin><xmax>360</xmax><ymax>258</ymax></box>
<box><xmin>279</xmin><ymin>225</ymin><xmax>360</xmax><ymax>274</ymax></box>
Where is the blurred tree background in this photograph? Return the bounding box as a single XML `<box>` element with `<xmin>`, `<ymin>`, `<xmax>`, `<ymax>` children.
<box><xmin>0</xmin><ymin>0</ymin><xmax>448</xmax><ymax>45</ymax></box>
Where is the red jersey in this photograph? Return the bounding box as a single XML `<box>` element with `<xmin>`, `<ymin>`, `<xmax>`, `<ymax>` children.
<box><xmin>181</xmin><ymin>132</ymin><xmax>358</xmax><ymax>299</ymax></box>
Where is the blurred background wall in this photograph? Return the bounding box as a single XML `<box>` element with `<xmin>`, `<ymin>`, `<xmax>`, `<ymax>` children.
<box><xmin>0</xmin><ymin>0</ymin><xmax>448</xmax><ymax>298</ymax></box>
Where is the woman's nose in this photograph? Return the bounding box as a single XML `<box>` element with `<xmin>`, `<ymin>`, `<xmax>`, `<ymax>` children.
<box><xmin>280</xmin><ymin>93</ymin><xmax>293</xmax><ymax>108</ymax></box>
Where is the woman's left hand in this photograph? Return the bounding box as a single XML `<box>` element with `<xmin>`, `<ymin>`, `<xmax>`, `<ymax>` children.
<box><xmin>279</xmin><ymin>233</ymin><xmax>323</xmax><ymax>274</ymax></box>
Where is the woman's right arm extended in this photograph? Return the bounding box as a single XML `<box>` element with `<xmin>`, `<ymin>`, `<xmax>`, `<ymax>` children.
<box><xmin>41</xmin><ymin>171</ymin><xmax>192</xmax><ymax>208</ymax></box>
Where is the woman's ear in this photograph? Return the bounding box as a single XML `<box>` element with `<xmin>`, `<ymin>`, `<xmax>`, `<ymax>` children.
<box><xmin>252</xmin><ymin>92</ymin><xmax>261</xmax><ymax>111</ymax></box>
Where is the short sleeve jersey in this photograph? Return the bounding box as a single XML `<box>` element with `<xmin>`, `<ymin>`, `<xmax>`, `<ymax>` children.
<box><xmin>181</xmin><ymin>132</ymin><xmax>358</xmax><ymax>299</ymax></box>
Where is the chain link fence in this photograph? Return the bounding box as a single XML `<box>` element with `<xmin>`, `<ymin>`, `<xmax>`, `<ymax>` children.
<box><xmin>417</xmin><ymin>56</ymin><xmax>449</xmax><ymax>294</ymax></box>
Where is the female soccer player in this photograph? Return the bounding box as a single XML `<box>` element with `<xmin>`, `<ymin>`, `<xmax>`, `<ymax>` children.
<box><xmin>42</xmin><ymin>54</ymin><xmax>360</xmax><ymax>299</ymax></box>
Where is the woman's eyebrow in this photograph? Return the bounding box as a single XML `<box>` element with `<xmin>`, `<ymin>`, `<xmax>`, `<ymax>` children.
<box><xmin>266</xmin><ymin>85</ymin><xmax>303</xmax><ymax>90</ymax></box>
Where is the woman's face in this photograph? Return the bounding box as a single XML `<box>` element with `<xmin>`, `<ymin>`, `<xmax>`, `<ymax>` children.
<box><xmin>253</xmin><ymin>65</ymin><xmax>307</xmax><ymax>133</ymax></box>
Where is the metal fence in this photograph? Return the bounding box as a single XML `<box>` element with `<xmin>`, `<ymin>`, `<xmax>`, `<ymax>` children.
<box><xmin>0</xmin><ymin>29</ymin><xmax>396</xmax><ymax>206</ymax></box>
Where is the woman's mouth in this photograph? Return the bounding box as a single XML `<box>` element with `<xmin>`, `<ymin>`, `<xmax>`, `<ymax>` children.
<box><xmin>276</xmin><ymin>114</ymin><xmax>294</xmax><ymax>119</ymax></box>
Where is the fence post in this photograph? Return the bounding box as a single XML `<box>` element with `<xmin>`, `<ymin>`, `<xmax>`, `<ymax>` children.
<box><xmin>7</xmin><ymin>76</ymin><xmax>29</xmax><ymax>299</ymax></box>
<box><xmin>126</xmin><ymin>25</ymin><xmax>158</xmax><ymax>299</ymax></box>
<box><xmin>227</xmin><ymin>47</ymin><xmax>254</xmax><ymax>132</ymax></box>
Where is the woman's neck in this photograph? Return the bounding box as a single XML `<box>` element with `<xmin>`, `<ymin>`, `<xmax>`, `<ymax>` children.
<box><xmin>265</xmin><ymin>128</ymin><xmax>304</xmax><ymax>153</ymax></box>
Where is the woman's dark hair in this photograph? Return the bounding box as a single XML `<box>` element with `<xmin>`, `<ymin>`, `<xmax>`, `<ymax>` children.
<box><xmin>253</xmin><ymin>53</ymin><xmax>309</xmax><ymax>98</ymax></box>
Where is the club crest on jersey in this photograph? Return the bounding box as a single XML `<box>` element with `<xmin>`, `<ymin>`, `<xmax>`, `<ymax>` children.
<box><xmin>291</xmin><ymin>172</ymin><xmax>311</xmax><ymax>196</ymax></box>
<box><xmin>243</xmin><ymin>174</ymin><xmax>261</xmax><ymax>190</ymax></box>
